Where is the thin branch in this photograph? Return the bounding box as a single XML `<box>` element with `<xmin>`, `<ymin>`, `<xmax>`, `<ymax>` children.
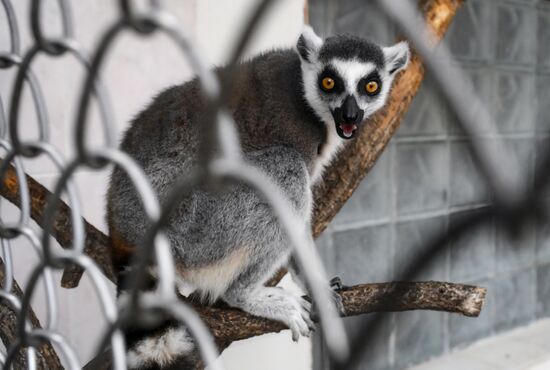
<box><xmin>0</xmin><ymin>258</ymin><xmax>64</xmax><ymax>369</ymax></box>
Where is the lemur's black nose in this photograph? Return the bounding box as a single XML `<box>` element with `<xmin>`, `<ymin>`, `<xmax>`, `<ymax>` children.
<box><xmin>342</xmin><ymin>95</ymin><xmax>360</xmax><ymax>123</ymax></box>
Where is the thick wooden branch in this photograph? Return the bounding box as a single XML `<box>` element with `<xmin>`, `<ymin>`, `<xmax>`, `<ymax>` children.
<box><xmin>0</xmin><ymin>259</ymin><xmax>64</xmax><ymax>369</ymax></box>
<box><xmin>0</xmin><ymin>160</ymin><xmax>116</xmax><ymax>286</ymax></box>
<box><xmin>82</xmin><ymin>281</ymin><xmax>486</xmax><ymax>369</ymax></box>
<box><xmin>312</xmin><ymin>0</ymin><xmax>463</xmax><ymax>237</ymax></box>
<box><xmin>195</xmin><ymin>281</ymin><xmax>486</xmax><ymax>343</ymax></box>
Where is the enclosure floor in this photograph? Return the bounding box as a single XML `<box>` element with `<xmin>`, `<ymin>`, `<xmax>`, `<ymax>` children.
<box><xmin>408</xmin><ymin>318</ymin><xmax>550</xmax><ymax>370</ymax></box>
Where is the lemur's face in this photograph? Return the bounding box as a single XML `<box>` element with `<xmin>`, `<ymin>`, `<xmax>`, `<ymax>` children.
<box><xmin>297</xmin><ymin>27</ymin><xmax>410</xmax><ymax>140</ymax></box>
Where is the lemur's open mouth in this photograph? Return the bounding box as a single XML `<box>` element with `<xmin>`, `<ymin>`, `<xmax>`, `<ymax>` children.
<box><xmin>331</xmin><ymin>95</ymin><xmax>362</xmax><ymax>139</ymax></box>
<box><xmin>337</xmin><ymin>123</ymin><xmax>358</xmax><ymax>139</ymax></box>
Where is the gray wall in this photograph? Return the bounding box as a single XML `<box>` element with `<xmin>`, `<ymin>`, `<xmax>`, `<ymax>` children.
<box><xmin>309</xmin><ymin>0</ymin><xmax>550</xmax><ymax>369</ymax></box>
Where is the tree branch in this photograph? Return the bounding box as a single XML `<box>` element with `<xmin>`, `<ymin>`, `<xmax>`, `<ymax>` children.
<box><xmin>194</xmin><ymin>281</ymin><xmax>486</xmax><ymax>343</ymax></box>
<box><xmin>0</xmin><ymin>161</ymin><xmax>116</xmax><ymax>287</ymax></box>
<box><xmin>268</xmin><ymin>0</ymin><xmax>465</xmax><ymax>285</ymax></box>
<box><xmin>82</xmin><ymin>281</ymin><xmax>486</xmax><ymax>369</ymax></box>
<box><xmin>313</xmin><ymin>0</ymin><xmax>463</xmax><ymax>237</ymax></box>
<box><xmin>0</xmin><ymin>259</ymin><xmax>64</xmax><ymax>369</ymax></box>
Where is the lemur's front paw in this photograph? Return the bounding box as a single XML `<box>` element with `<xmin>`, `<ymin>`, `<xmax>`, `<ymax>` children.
<box><xmin>263</xmin><ymin>288</ymin><xmax>315</xmax><ymax>341</ymax></box>
<box><xmin>224</xmin><ymin>287</ymin><xmax>315</xmax><ymax>341</ymax></box>
<box><xmin>281</xmin><ymin>291</ymin><xmax>315</xmax><ymax>341</ymax></box>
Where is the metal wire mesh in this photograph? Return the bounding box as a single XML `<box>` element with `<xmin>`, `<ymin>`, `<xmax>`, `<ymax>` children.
<box><xmin>0</xmin><ymin>0</ymin><xmax>548</xmax><ymax>369</ymax></box>
<box><xmin>0</xmin><ymin>0</ymin><xmax>345</xmax><ymax>368</ymax></box>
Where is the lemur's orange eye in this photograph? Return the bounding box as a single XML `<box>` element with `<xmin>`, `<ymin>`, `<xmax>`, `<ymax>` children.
<box><xmin>365</xmin><ymin>81</ymin><xmax>379</xmax><ymax>94</ymax></box>
<box><xmin>322</xmin><ymin>77</ymin><xmax>335</xmax><ymax>91</ymax></box>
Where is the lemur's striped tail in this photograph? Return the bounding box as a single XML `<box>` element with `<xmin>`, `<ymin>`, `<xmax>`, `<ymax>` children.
<box><xmin>127</xmin><ymin>326</ymin><xmax>194</xmax><ymax>369</ymax></box>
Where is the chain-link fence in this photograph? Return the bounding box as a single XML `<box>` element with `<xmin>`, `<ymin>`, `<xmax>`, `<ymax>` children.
<box><xmin>1</xmin><ymin>0</ymin><xmax>548</xmax><ymax>369</ymax></box>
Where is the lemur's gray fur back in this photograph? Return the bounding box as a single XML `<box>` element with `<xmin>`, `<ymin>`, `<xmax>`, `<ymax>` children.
<box><xmin>107</xmin><ymin>49</ymin><xmax>320</xmax><ymax>287</ymax></box>
<box><xmin>107</xmin><ymin>25</ymin><xmax>410</xmax><ymax>368</ymax></box>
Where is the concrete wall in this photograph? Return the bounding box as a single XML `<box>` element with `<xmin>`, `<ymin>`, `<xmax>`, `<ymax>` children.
<box><xmin>309</xmin><ymin>0</ymin><xmax>550</xmax><ymax>369</ymax></box>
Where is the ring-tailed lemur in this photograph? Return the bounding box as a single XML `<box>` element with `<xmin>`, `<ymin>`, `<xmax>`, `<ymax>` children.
<box><xmin>107</xmin><ymin>26</ymin><xmax>409</xmax><ymax>368</ymax></box>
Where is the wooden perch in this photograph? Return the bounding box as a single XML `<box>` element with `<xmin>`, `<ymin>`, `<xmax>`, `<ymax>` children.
<box><xmin>0</xmin><ymin>259</ymin><xmax>63</xmax><ymax>369</ymax></box>
<box><xmin>0</xmin><ymin>160</ymin><xmax>116</xmax><ymax>286</ymax></box>
<box><xmin>195</xmin><ymin>281</ymin><xmax>486</xmax><ymax>343</ymax></box>
<box><xmin>83</xmin><ymin>281</ymin><xmax>486</xmax><ymax>369</ymax></box>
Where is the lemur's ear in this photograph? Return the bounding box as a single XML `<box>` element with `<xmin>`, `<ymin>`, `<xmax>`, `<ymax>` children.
<box><xmin>383</xmin><ymin>41</ymin><xmax>410</xmax><ymax>75</ymax></box>
<box><xmin>297</xmin><ymin>25</ymin><xmax>323</xmax><ymax>63</ymax></box>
